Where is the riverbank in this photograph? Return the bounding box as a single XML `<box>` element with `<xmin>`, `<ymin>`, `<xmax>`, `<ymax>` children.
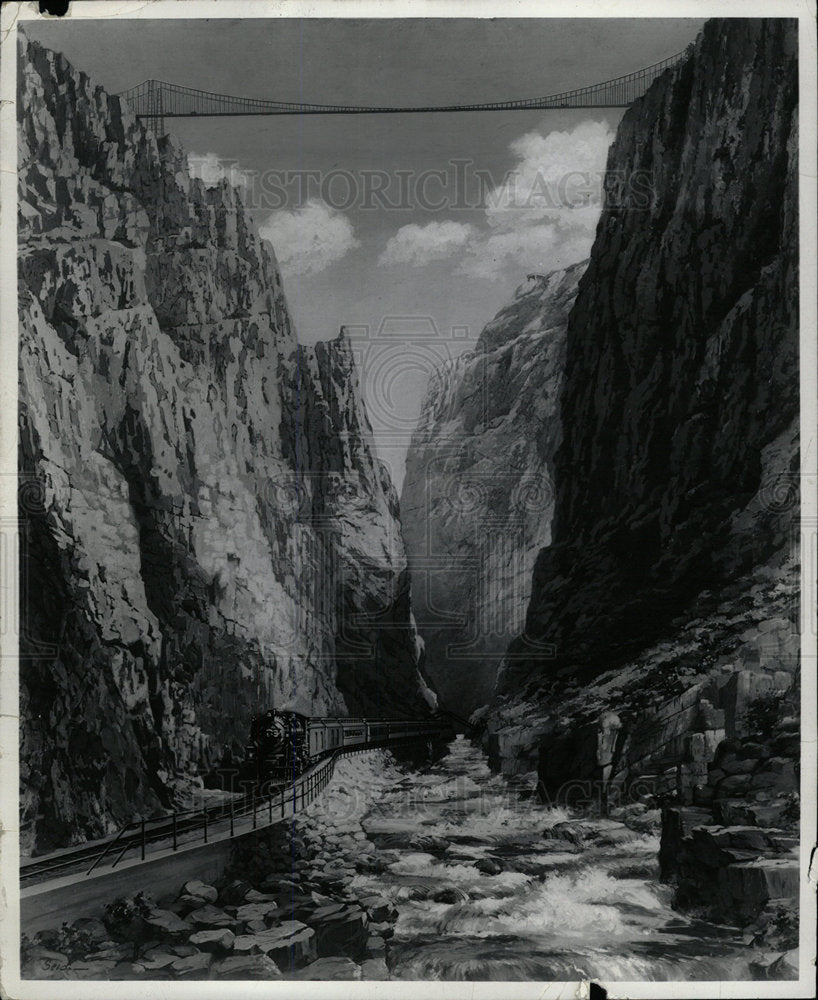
<box><xmin>21</xmin><ymin>738</ymin><xmax>798</xmax><ymax>982</ymax></box>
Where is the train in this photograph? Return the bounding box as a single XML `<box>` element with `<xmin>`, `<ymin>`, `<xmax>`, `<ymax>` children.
<box><xmin>224</xmin><ymin>710</ymin><xmax>441</xmax><ymax>788</ymax></box>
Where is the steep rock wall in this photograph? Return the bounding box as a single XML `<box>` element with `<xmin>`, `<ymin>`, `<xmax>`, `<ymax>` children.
<box><xmin>498</xmin><ymin>18</ymin><xmax>799</xmax><ymax>698</ymax></box>
<box><xmin>401</xmin><ymin>264</ymin><xmax>585</xmax><ymax>712</ymax></box>
<box><xmin>17</xmin><ymin>40</ymin><xmax>432</xmax><ymax>853</ymax></box>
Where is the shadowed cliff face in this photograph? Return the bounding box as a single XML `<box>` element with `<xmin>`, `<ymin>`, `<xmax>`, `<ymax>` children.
<box><xmin>17</xmin><ymin>40</ymin><xmax>433</xmax><ymax>852</ymax></box>
<box><xmin>498</xmin><ymin>18</ymin><xmax>799</xmax><ymax>697</ymax></box>
<box><xmin>401</xmin><ymin>264</ymin><xmax>585</xmax><ymax>713</ymax></box>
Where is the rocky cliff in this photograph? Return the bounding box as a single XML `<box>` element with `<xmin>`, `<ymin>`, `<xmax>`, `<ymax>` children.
<box><xmin>400</xmin><ymin>263</ymin><xmax>585</xmax><ymax>713</ymax></box>
<box><xmin>17</xmin><ymin>39</ymin><xmax>433</xmax><ymax>853</ymax></box>
<box><xmin>498</xmin><ymin>18</ymin><xmax>798</xmax><ymax>699</ymax></box>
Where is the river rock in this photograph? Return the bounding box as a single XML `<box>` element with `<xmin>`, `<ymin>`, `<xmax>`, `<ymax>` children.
<box><xmin>409</xmin><ymin>835</ymin><xmax>450</xmax><ymax>854</ymax></box>
<box><xmin>188</xmin><ymin>904</ymin><xmax>239</xmax><ymax>929</ymax></box>
<box><xmin>368</xmin><ymin>921</ymin><xmax>395</xmax><ymax>938</ymax></box>
<box><xmin>366</xmin><ymin>935</ymin><xmax>386</xmax><ymax>954</ymax></box>
<box><xmin>295</xmin><ymin>956</ymin><xmax>362</xmax><ymax>980</ymax></box>
<box><xmin>433</xmin><ymin>887</ymin><xmax>464</xmax><ymax>905</ymax></box>
<box><xmin>547</xmin><ymin>819</ymin><xmax>635</xmax><ymax>847</ymax></box>
<box><xmin>169</xmin><ymin>943</ymin><xmax>200</xmax><ymax>957</ymax></box>
<box><xmin>183</xmin><ymin>880</ymin><xmax>219</xmax><ymax>903</ymax></box>
<box><xmin>189</xmin><ymin>928</ymin><xmax>235</xmax><ymax>952</ymax></box>
<box><xmin>361</xmin><ymin>957</ymin><xmax>390</xmax><ymax>980</ymax></box>
<box><xmin>311</xmin><ymin>905</ymin><xmax>368</xmax><ymax>960</ymax></box>
<box><xmin>217</xmin><ymin>879</ymin><xmax>253</xmax><ymax>906</ymax></box>
<box><xmin>170</xmin><ymin>952</ymin><xmax>212</xmax><ymax>977</ymax></box>
<box><xmin>139</xmin><ymin>949</ymin><xmax>178</xmax><ymax>970</ymax></box>
<box><xmin>356</xmin><ymin>895</ymin><xmax>398</xmax><ymax>923</ymax></box>
<box><xmin>475</xmin><ymin>857</ymin><xmax>504</xmax><ymax>875</ymax></box>
<box><xmin>175</xmin><ymin>893</ymin><xmax>213</xmax><ymax>914</ymax></box>
<box><xmin>244</xmin><ymin>889</ymin><xmax>280</xmax><ymax>903</ymax></box>
<box><xmin>213</xmin><ymin>953</ymin><xmax>283</xmax><ymax>979</ymax></box>
<box><xmin>234</xmin><ymin>921</ymin><xmax>316</xmax><ymax>967</ymax></box>
<box><xmin>749</xmin><ymin>949</ymin><xmax>799</xmax><ymax>981</ymax></box>
<box><xmin>144</xmin><ymin>908</ymin><xmax>194</xmax><ymax>940</ymax></box>
<box><xmin>235</xmin><ymin>902</ymin><xmax>282</xmax><ymax>925</ymax></box>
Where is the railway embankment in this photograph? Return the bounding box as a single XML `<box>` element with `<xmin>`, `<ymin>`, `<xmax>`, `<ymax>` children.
<box><xmin>21</xmin><ymin>751</ymin><xmax>406</xmax><ymax>980</ymax></box>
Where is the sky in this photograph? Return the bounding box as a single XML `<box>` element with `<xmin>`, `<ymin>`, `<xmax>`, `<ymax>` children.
<box><xmin>21</xmin><ymin>17</ymin><xmax>705</xmax><ymax>489</ymax></box>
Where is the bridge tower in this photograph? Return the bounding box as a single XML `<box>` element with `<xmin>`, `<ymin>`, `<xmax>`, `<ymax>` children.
<box><xmin>145</xmin><ymin>79</ymin><xmax>165</xmax><ymax>137</ymax></box>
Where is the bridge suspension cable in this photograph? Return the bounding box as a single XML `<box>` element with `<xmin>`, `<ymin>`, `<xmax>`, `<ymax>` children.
<box><xmin>117</xmin><ymin>49</ymin><xmax>689</xmax><ymax>134</ymax></box>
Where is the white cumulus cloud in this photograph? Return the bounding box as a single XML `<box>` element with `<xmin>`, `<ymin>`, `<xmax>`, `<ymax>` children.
<box><xmin>378</xmin><ymin>220</ymin><xmax>477</xmax><ymax>267</ymax></box>
<box><xmin>259</xmin><ymin>199</ymin><xmax>360</xmax><ymax>276</ymax></box>
<box><xmin>378</xmin><ymin>120</ymin><xmax>614</xmax><ymax>281</ymax></box>
<box><xmin>484</xmin><ymin>121</ymin><xmax>615</xmax><ymax>229</ymax></box>
<box><xmin>457</xmin><ymin>221</ymin><xmax>597</xmax><ymax>281</ymax></box>
<box><xmin>187</xmin><ymin>151</ymin><xmax>252</xmax><ymax>191</ymax></box>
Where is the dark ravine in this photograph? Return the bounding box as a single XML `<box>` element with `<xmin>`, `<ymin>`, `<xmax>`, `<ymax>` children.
<box><xmin>18</xmin><ymin>39</ymin><xmax>434</xmax><ymax>854</ymax></box>
<box><xmin>401</xmin><ymin>263</ymin><xmax>586</xmax><ymax>713</ymax></box>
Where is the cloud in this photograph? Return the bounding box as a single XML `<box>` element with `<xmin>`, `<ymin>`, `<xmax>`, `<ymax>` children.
<box><xmin>378</xmin><ymin>220</ymin><xmax>477</xmax><ymax>267</ymax></box>
<box><xmin>378</xmin><ymin>120</ymin><xmax>614</xmax><ymax>280</ymax></box>
<box><xmin>456</xmin><ymin>221</ymin><xmax>597</xmax><ymax>281</ymax></box>
<box><xmin>483</xmin><ymin>121</ymin><xmax>615</xmax><ymax>229</ymax></box>
<box><xmin>187</xmin><ymin>151</ymin><xmax>252</xmax><ymax>191</ymax></box>
<box><xmin>259</xmin><ymin>199</ymin><xmax>360</xmax><ymax>276</ymax></box>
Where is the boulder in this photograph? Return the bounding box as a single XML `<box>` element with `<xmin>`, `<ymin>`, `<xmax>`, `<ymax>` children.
<box><xmin>233</xmin><ymin>921</ymin><xmax>316</xmax><ymax>968</ymax></box>
<box><xmin>368</xmin><ymin>921</ymin><xmax>395</xmax><ymax>938</ymax></box>
<box><xmin>235</xmin><ymin>902</ymin><xmax>281</xmax><ymax>925</ymax></box>
<box><xmin>361</xmin><ymin>957</ymin><xmax>390</xmax><ymax>980</ymax></box>
<box><xmin>244</xmin><ymin>889</ymin><xmax>280</xmax><ymax>903</ymax></box>
<box><xmin>356</xmin><ymin>895</ymin><xmax>397</xmax><ymax>923</ymax></box>
<box><xmin>144</xmin><ymin>908</ymin><xmax>193</xmax><ymax>940</ymax></box>
<box><xmin>217</xmin><ymin>879</ymin><xmax>253</xmax><ymax>905</ymax></box>
<box><xmin>169</xmin><ymin>943</ymin><xmax>200</xmax><ymax>957</ymax></box>
<box><xmin>170</xmin><ymin>952</ymin><xmax>212</xmax><ymax>978</ymax></box>
<box><xmin>409</xmin><ymin>835</ymin><xmax>450</xmax><ymax>854</ymax></box>
<box><xmin>183</xmin><ymin>879</ymin><xmax>218</xmax><ymax>903</ymax></box>
<box><xmin>188</xmin><ymin>929</ymin><xmax>235</xmax><ymax>952</ymax></box>
<box><xmin>188</xmin><ymin>904</ymin><xmax>239</xmax><ymax>929</ymax></box>
<box><xmin>749</xmin><ymin>949</ymin><xmax>799</xmax><ymax>981</ymax></box>
<box><xmin>295</xmin><ymin>956</ymin><xmax>362</xmax><ymax>980</ymax></box>
<box><xmin>721</xmin><ymin>858</ymin><xmax>799</xmax><ymax>921</ymax></box>
<box><xmin>433</xmin><ymin>887</ymin><xmax>464</xmax><ymax>904</ymax></box>
<box><xmin>213</xmin><ymin>954</ymin><xmax>283</xmax><ymax>979</ymax></box>
<box><xmin>475</xmin><ymin>857</ymin><xmax>504</xmax><ymax>875</ymax></box>
<box><xmin>311</xmin><ymin>905</ymin><xmax>369</xmax><ymax>960</ymax></box>
<box><xmin>138</xmin><ymin>949</ymin><xmax>178</xmax><ymax>970</ymax></box>
<box><xmin>547</xmin><ymin>819</ymin><xmax>635</xmax><ymax>847</ymax></box>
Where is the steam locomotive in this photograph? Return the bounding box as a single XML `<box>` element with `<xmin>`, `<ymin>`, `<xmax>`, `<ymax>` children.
<box><xmin>235</xmin><ymin>710</ymin><xmax>440</xmax><ymax>787</ymax></box>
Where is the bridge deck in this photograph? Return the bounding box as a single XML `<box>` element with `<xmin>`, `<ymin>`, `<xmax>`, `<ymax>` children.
<box><xmin>116</xmin><ymin>49</ymin><xmax>690</xmax><ymax>127</ymax></box>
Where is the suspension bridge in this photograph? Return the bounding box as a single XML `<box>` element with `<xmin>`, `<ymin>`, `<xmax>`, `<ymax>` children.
<box><xmin>118</xmin><ymin>49</ymin><xmax>689</xmax><ymax>134</ymax></box>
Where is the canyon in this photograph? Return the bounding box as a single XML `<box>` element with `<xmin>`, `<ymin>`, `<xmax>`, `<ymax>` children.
<box><xmin>18</xmin><ymin>39</ymin><xmax>434</xmax><ymax>853</ymax></box>
<box><xmin>401</xmin><ymin>17</ymin><xmax>801</xmax><ymax>929</ymax></box>
<box><xmin>14</xmin><ymin>13</ymin><xmax>804</xmax><ymax>980</ymax></box>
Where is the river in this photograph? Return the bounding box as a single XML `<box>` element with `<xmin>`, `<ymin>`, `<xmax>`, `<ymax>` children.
<box><xmin>298</xmin><ymin>735</ymin><xmax>757</xmax><ymax>982</ymax></box>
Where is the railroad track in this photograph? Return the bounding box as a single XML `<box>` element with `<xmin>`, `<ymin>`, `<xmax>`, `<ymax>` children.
<box><xmin>20</xmin><ymin>732</ymin><xmax>441</xmax><ymax>890</ymax></box>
